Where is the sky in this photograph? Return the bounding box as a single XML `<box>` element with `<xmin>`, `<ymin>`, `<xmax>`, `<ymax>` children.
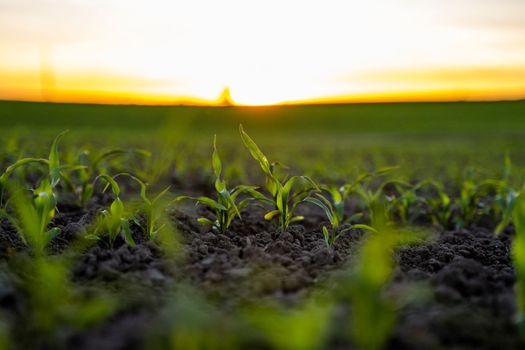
<box><xmin>1</xmin><ymin>0</ymin><xmax>525</xmax><ymax>105</ymax></box>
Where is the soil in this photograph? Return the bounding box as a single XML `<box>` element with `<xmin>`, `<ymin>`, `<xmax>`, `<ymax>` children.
<box><xmin>0</xmin><ymin>189</ymin><xmax>523</xmax><ymax>350</ymax></box>
<box><xmin>392</xmin><ymin>227</ymin><xmax>520</xmax><ymax>349</ymax></box>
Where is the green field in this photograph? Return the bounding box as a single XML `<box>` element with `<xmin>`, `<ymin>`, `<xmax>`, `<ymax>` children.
<box><xmin>1</xmin><ymin>99</ymin><xmax>525</xmax><ymax>182</ymax></box>
<box><xmin>2</xmin><ymin>99</ymin><xmax>524</xmax><ymax>136</ymax></box>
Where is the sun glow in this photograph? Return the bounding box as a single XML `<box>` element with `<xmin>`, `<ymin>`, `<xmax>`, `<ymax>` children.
<box><xmin>1</xmin><ymin>0</ymin><xmax>525</xmax><ymax>105</ymax></box>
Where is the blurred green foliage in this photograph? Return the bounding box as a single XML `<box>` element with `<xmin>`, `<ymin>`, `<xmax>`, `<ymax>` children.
<box><xmin>513</xmin><ymin>192</ymin><xmax>525</xmax><ymax>331</ymax></box>
<box><xmin>10</xmin><ymin>255</ymin><xmax>115</xmax><ymax>346</ymax></box>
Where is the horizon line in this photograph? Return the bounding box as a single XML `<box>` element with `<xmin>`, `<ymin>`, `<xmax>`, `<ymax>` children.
<box><xmin>1</xmin><ymin>96</ymin><xmax>525</xmax><ymax>108</ymax></box>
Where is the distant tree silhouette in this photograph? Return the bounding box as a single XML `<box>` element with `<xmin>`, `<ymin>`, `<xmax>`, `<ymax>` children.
<box><xmin>218</xmin><ymin>87</ymin><xmax>234</xmax><ymax>106</ymax></box>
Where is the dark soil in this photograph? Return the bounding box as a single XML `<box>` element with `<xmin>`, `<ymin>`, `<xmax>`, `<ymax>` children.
<box><xmin>0</xmin><ymin>190</ymin><xmax>523</xmax><ymax>350</ymax></box>
<box><xmin>391</xmin><ymin>227</ymin><xmax>521</xmax><ymax>349</ymax></box>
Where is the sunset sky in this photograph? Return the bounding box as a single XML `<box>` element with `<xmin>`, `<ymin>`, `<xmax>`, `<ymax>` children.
<box><xmin>1</xmin><ymin>0</ymin><xmax>525</xmax><ymax>105</ymax></box>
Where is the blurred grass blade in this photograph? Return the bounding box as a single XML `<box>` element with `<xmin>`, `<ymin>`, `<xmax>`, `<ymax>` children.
<box><xmin>49</xmin><ymin>130</ymin><xmax>68</xmax><ymax>187</ymax></box>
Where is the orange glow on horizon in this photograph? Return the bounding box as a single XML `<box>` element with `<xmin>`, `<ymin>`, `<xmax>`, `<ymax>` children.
<box><xmin>2</xmin><ymin>64</ymin><xmax>525</xmax><ymax>106</ymax></box>
<box><xmin>2</xmin><ymin>65</ymin><xmax>525</xmax><ymax>106</ymax></box>
<box><xmin>3</xmin><ymin>86</ymin><xmax>525</xmax><ymax>107</ymax></box>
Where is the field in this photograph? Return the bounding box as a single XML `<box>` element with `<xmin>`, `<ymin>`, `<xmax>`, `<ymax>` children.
<box><xmin>1</xmin><ymin>99</ymin><xmax>525</xmax><ymax>349</ymax></box>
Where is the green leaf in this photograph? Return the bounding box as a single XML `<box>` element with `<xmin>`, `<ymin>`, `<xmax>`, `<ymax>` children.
<box><xmin>91</xmin><ymin>149</ymin><xmax>128</xmax><ymax>170</ymax></box>
<box><xmin>514</xmin><ymin>193</ymin><xmax>525</xmax><ymax>235</ymax></box>
<box><xmin>129</xmin><ymin>174</ymin><xmax>149</xmax><ymax>204</ymax></box>
<box><xmin>347</xmin><ymin>212</ymin><xmax>364</xmax><ymax>223</ymax></box>
<box><xmin>110</xmin><ymin>197</ymin><xmax>124</xmax><ymax>218</ymax></box>
<box><xmin>92</xmin><ymin>148</ymin><xmax>150</xmax><ymax>170</ymax></box>
<box><xmin>355</xmin><ymin>172</ymin><xmax>372</xmax><ymax>184</ymax></box>
<box><xmin>0</xmin><ymin>158</ymin><xmax>49</xmax><ymax>185</ymax></box>
<box><xmin>306</xmin><ymin>197</ymin><xmax>336</xmax><ymax>227</ymax></box>
<box><xmin>96</xmin><ymin>174</ymin><xmax>120</xmax><ymax>197</ymax></box>
<box><xmin>276</xmin><ymin>188</ymin><xmax>285</xmax><ymax>214</ymax></box>
<box><xmin>266</xmin><ymin>176</ymin><xmax>279</xmax><ymax>197</ymax></box>
<box><xmin>44</xmin><ymin>227</ymin><xmax>61</xmax><ymax>245</ymax></box>
<box><xmin>241</xmin><ymin>187</ymin><xmax>273</xmax><ymax>204</ymax></box>
<box><xmin>283</xmin><ymin>176</ymin><xmax>299</xmax><ymax>195</ymax></box>
<box><xmin>197</xmin><ymin>217</ymin><xmax>215</xmax><ymax>225</ymax></box>
<box><xmin>176</xmin><ymin>196</ymin><xmax>227</xmax><ymax>211</ymax></box>
<box><xmin>212</xmin><ymin>134</ymin><xmax>222</xmax><ymax>179</ymax></box>
<box><xmin>213</xmin><ymin>178</ymin><xmax>240</xmax><ymax>219</ymax></box>
<box><xmin>270</xmin><ymin>161</ymin><xmax>289</xmax><ymax>170</ymax></box>
<box><xmin>59</xmin><ymin>164</ymin><xmax>87</xmax><ymax>172</ymax></box>
<box><xmin>239</xmin><ymin>124</ymin><xmax>272</xmax><ymax>176</ymax></box>
<box><xmin>237</xmin><ymin>198</ymin><xmax>253</xmax><ymax>211</ymax></box>
<box><xmin>322</xmin><ymin>226</ymin><xmax>330</xmax><ymax>241</ymax></box>
<box><xmin>225</xmin><ymin>190</ymin><xmax>241</xmax><ymax>219</ymax></box>
<box><xmin>376</xmin><ymin>165</ymin><xmax>400</xmax><ymax>176</ymax></box>
<box><xmin>324</xmin><ymin>185</ymin><xmax>342</xmax><ymax>205</ymax></box>
<box><xmin>316</xmin><ymin>193</ymin><xmax>335</xmax><ymax>210</ymax></box>
<box><xmin>440</xmin><ymin>193</ymin><xmax>450</xmax><ymax>207</ymax></box>
<box><xmin>352</xmin><ymin>223</ymin><xmax>378</xmax><ymax>233</ymax></box>
<box><xmin>34</xmin><ymin>181</ymin><xmax>55</xmax><ymax>208</ymax></box>
<box><xmin>49</xmin><ymin>130</ymin><xmax>68</xmax><ymax>188</ymax></box>
<box><xmin>215</xmin><ymin>178</ymin><xmax>226</xmax><ymax>194</ymax></box>
<box><xmin>152</xmin><ymin>186</ymin><xmax>171</xmax><ymax>204</ymax></box>
<box><xmin>264</xmin><ymin>210</ymin><xmax>280</xmax><ymax>220</ymax></box>
<box><xmin>230</xmin><ymin>185</ymin><xmax>259</xmax><ymax>200</ymax></box>
<box><xmin>121</xmin><ymin>219</ymin><xmax>135</xmax><ymax>246</ymax></box>
<box><xmin>84</xmin><ymin>234</ymin><xmax>101</xmax><ymax>241</ymax></box>
<box><xmin>81</xmin><ymin>184</ymin><xmax>94</xmax><ymax>207</ymax></box>
<box><xmin>300</xmin><ymin>175</ymin><xmax>320</xmax><ymax>192</ymax></box>
<box><xmin>9</xmin><ymin>186</ymin><xmax>45</xmax><ymax>252</ymax></box>
<box><xmin>333</xmin><ymin>227</ymin><xmax>353</xmax><ymax>245</ymax></box>
<box><xmin>289</xmin><ymin>216</ymin><xmax>304</xmax><ymax>223</ymax></box>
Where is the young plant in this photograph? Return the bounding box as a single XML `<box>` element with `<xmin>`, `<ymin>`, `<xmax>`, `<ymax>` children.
<box><xmin>341</xmin><ymin>204</ymin><xmax>423</xmax><ymax>350</ymax></box>
<box><xmin>126</xmin><ymin>175</ymin><xmax>171</xmax><ymax>239</ymax></box>
<box><xmin>239</xmin><ymin>124</ymin><xmax>319</xmax><ymax>231</ymax></box>
<box><xmin>417</xmin><ymin>180</ymin><xmax>453</xmax><ymax>229</ymax></box>
<box><xmin>346</xmin><ymin>233</ymin><xmax>397</xmax><ymax>350</ymax></box>
<box><xmin>387</xmin><ymin>180</ymin><xmax>439</xmax><ymax>225</ymax></box>
<box><xmin>336</xmin><ymin>166</ymin><xmax>402</xmax><ymax>224</ymax></box>
<box><xmin>246</xmin><ymin>299</ymin><xmax>332</xmax><ymax>350</ymax></box>
<box><xmin>12</xmin><ymin>256</ymin><xmax>114</xmax><ymax>344</ymax></box>
<box><xmin>320</xmin><ymin>184</ymin><xmax>365</xmax><ymax>225</ymax></box>
<box><xmin>0</xmin><ymin>131</ymin><xmax>67</xmax><ymax>254</ymax></box>
<box><xmin>176</xmin><ymin>135</ymin><xmax>256</xmax><ymax>234</ymax></box>
<box><xmin>149</xmin><ymin>288</ymin><xmax>239</xmax><ymax>350</ymax></box>
<box><xmin>0</xmin><ymin>131</ymin><xmax>68</xmax><ymax>208</ymax></box>
<box><xmin>2</xmin><ymin>182</ymin><xmax>58</xmax><ymax>255</ymax></box>
<box><xmin>0</xmin><ymin>158</ymin><xmax>48</xmax><ymax>207</ymax></box>
<box><xmin>454</xmin><ymin>179</ymin><xmax>478</xmax><ymax>229</ymax></box>
<box><xmin>309</xmin><ymin>167</ymin><xmax>400</xmax><ymax>228</ymax></box>
<box><xmin>62</xmin><ymin>148</ymin><xmax>150</xmax><ymax>208</ymax></box>
<box><xmin>306</xmin><ymin>190</ymin><xmax>375</xmax><ymax>247</ymax></box>
<box><xmin>454</xmin><ymin>179</ymin><xmax>499</xmax><ymax>230</ymax></box>
<box><xmin>87</xmin><ymin>175</ymin><xmax>135</xmax><ymax>248</ymax></box>
<box><xmin>494</xmin><ymin>154</ymin><xmax>521</xmax><ymax>234</ymax></box>
<box><xmin>495</xmin><ymin>185</ymin><xmax>522</xmax><ymax>234</ymax></box>
<box><xmin>353</xmin><ymin>179</ymin><xmax>408</xmax><ymax>226</ymax></box>
<box><xmin>511</xmin><ymin>192</ymin><xmax>525</xmax><ymax>332</ymax></box>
